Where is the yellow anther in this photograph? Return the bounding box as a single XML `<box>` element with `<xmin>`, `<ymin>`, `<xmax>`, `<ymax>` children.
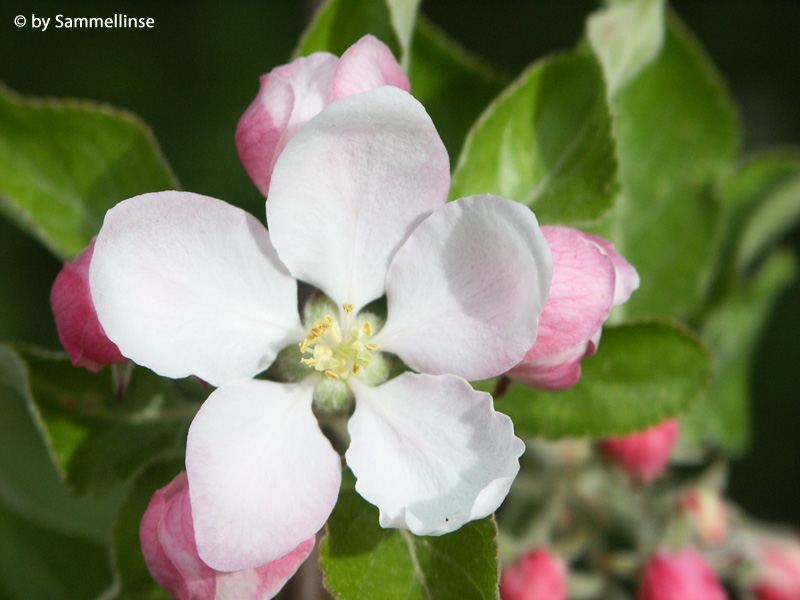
<box><xmin>299</xmin><ymin>308</ymin><xmax>378</xmax><ymax>380</ymax></box>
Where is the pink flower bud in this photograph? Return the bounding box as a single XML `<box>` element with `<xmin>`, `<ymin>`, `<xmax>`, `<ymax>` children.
<box><xmin>50</xmin><ymin>238</ymin><xmax>126</xmax><ymax>372</ymax></box>
<box><xmin>599</xmin><ymin>418</ymin><xmax>680</xmax><ymax>484</ymax></box>
<box><xmin>637</xmin><ymin>550</ymin><xmax>727</xmax><ymax>600</ymax></box>
<box><xmin>751</xmin><ymin>536</ymin><xmax>800</xmax><ymax>600</ymax></box>
<box><xmin>500</xmin><ymin>548</ymin><xmax>567</xmax><ymax>600</ymax></box>
<box><xmin>507</xmin><ymin>227</ymin><xmax>639</xmax><ymax>390</ymax></box>
<box><xmin>678</xmin><ymin>489</ymin><xmax>728</xmax><ymax>546</ymax></box>
<box><xmin>236</xmin><ymin>34</ymin><xmax>410</xmax><ymax>196</ymax></box>
<box><xmin>140</xmin><ymin>471</ymin><xmax>314</xmax><ymax>600</ymax></box>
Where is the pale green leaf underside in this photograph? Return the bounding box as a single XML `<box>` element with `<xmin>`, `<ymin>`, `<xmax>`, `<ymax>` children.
<box><xmin>587</xmin><ymin>0</ymin><xmax>665</xmax><ymax>96</ymax></box>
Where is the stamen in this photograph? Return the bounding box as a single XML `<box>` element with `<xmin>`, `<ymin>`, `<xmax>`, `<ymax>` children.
<box><xmin>299</xmin><ymin>303</ymin><xmax>377</xmax><ymax>380</ymax></box>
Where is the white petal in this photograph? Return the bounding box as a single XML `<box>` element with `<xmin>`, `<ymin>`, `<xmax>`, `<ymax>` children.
<box><xmin>186</xmin><ymin>379</ymin><xmax>341</xmax><ymax>571</ymax></box>
<box><xmin>346</xmin><ymin>373</ymin><xmax>524</xmax><ymax>536</ymax></box>
<box><xmin>267</xmin><ymin>86</ymin><xmax>450</xmax><ymax>311</ymax></box>
<box><xmin>373</xmin><ymin>195</ymin><xmax>552</xmax><ymax>380</ymax></box>
<box><xmin>90</xmin><ymin>191</ymin><xmax>302</xmax><ymax>387</ymax></box>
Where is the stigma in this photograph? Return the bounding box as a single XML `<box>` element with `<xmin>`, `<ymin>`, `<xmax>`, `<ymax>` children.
<box><xmin>299</xmin><ymin>302</ymin><xmax>377</xmax><ymax>380</ymax></box>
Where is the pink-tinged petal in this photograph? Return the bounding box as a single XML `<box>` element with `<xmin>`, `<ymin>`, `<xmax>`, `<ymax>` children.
<box><xmin>637</xmin><ymin>550</ymin><xmax>727</xmax><ymax>600</ymax></box>
<box><xmin>267</xmin><ymin>86</ymin><xmax>450</xmax><ymax>311</ymax></box>
<box><xmin>599</xmin><ymin>418</ymin><xmax>680</xmax><ymax>484</ymax></box>
<box><xmin>373</xmin><ymin>195</ymin><xmax>552</xmax><ymax>380</ymax></box>
<box><xmin>50</xmin><ymin>238</ymin><xmax>126</xmax><ymax>372</ymax></box>
<box><xmin>140</xmin><ymin>472</ymin><xmax>216</xmax><ymax>600</ymax></box>
<box><xmin>525</xmin><ymin>226</ymin><xmax>616</xmax><ymax>361</ymax></box>
<box><xmin>346</xmin><ymin>373</ymin><xmax>524</xmax><ymax>536</ymax></box>
<box><xmin>236</xmin><ymin>53</ymin><xmax>338</xmax><ymax>196</ymax></box>
<box><xmin>215</xmin><ymin>538</ymin><xmax>315</xmax><ymax>600</ymax></box>
<box><xmin>500</xmin><ymin>548</ymin><xmax>567</xmax><ymax>600</ymax></box>
<box><xmin>186</xmin><ymin>379</ymin><xmax>341</xmax><ymax>571</ymax></box>
<box><xmin>331</xmin><ymin>35</ymin><xmax>410</xmax><ymax>100</ymax></box>
<box><xmin>508</xmin><ymin>340</ymin><xmax>592</xmax><ymax>391</ymax></box>
<box><xmin>581</xmin><ymin>232</ymin><xmax>640</xmax><ymax>306</ymax></box>
<box><xmin>140</xmin><ymin>471</ymin><xmax>315</xmax><ymax>600</ymax></box>
<box><xmin>90</xmin><ymin>192</ymin><xmax>302</xmax><ymax>387</ymax></box>
<box><xmin>751</xmin><ymin>536</ymin><xmax>800</xmax><ymax>600</ymax></box>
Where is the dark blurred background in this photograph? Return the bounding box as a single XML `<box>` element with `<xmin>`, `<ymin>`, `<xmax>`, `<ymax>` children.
<box><xmin>1</xmin><ymin>0</ymin><xmax>798</xmax><ymax>528</ymax></box>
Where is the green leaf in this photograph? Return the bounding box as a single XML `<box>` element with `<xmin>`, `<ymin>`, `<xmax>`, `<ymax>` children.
<box><xmin>407</xmin><ymin>17</ymin><xmax>508</xmax><ymax>162</ymax></box>
<box><xmin>103</xmin><ymin>459</ymin><xmax>184</xmax><ymax>600</ymax></box>
<box><xmin>587</xmin><ymin>0</ymin><xmax>665</xmax><ymax>96</ymax></box>
<box><xmin>722</xmin><ymin>149</ymin><xmax>800</xmax><ymax>215</ymax></box>
<box><xmin>0</xmin><ymin>344</ymin><xmax>124</xmax><ymax>542</ymax></box>
<box><xmin>18</xmin><ymin>346</ymin><xmax>201</xmax><ymax>496</ymax></box>
<box><xmin>738</xmin><ymin>174</ymin><xmax>800</xmax><ymax>271</ymax></box>
<box><xmin>0</xmin><ymin>343</ymin><xmax>121</xmax><ymax>600</ymax></box>
<box><xmin>0</xmin><ymin>502</ymin><xmax>112</xmax><ymax>600</ymax></box>
<box><xmin>681</xmin><ymin>250</ymin><xmax>797</xmax><ymax>454</ymax></box>
<box><xmin>496</xmin><ymin>321</ymin><xmax>710</xmax><ymax>439</ymax></box>
<box><xmin>449</xmin><ymin>50</ymin><xmax>618</xmax><ymax>226</ymax></box>
<box><xmin>600</xmin><ymin>14</ymin><xmax>739</xmax><ymax>317</ymax></box>
<box><xmin>321</xmin><ymin>489</ymin><xmax>499</xmax><ymax>600</ymax></box>
<box><xmin>294</xmin><ymin>0</ymin><xmax>402</xmax><ymax>62</ymax></box>
<box><xmin>706</xmin><ymin>149</ymin><xmax>800</xmax><ymax>301</ymax></box>
<box><xmin>0</xmin><ymin>84</ymin><xmax>178</xmax><ymax>262</ymax></box>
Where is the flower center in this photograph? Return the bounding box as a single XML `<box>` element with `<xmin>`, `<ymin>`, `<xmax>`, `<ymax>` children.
<box><xmin>299</xmin><ymin>302</ymin><xmax>377</xmax><ymax>380</ymax></box>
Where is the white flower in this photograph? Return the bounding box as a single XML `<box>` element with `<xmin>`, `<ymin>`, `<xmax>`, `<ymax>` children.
<box><xmin>90</xmin><ymin>87</ymin><xmax>552</xmax><ymax>572</ymax></box>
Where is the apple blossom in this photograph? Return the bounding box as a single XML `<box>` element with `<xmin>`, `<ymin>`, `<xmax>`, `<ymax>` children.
<box><xmin>50</xmin><ymin>237</ymin><xmax>126</xmax><ymax>372</ymax></box>
<box><xmin>507</xmin><ymin>226</ymin><xmax>639</xmax><ymax>390</ymax></box>
<box><xmin>236</xmin><ymin>34</ymin><xmax>409</xmax><ymax>196</ymax></box>
<box><xmin>637</xmin><ymin>550</ymin><xmax>727</xmax><ymax>600</ymax></box>
<box><xmin>90</xmin><ymin>86</ymin><xmax>552</xmax><ymax>572</ymax></box>
<box><xmin>750</xmin><ymin>535</ymin><xmax>800</xmax><ymax>600</ymax></box>
<box><xmin>500</xmin><ymin>549</ymin><xmax>567</xmax><ymax>600</ymax></box>
<box><xmin>599</xmin><ymin>418</ymin><xmax>680</xmax><ymax>483</ymax></box>
<box><xmin>140</xmin><ymin>471</ymin><xmax>314</xmax><ymax>600</ymax></box>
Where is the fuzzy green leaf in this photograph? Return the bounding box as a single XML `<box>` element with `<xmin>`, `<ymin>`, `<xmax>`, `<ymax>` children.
<box><xmin>103</xmin><ymin>459</ymin><xmax>184</xmax><ymax>600</ymax></box>
<box><xmin>321</xmin><ymin>489</ymin><xmax>499</xmax><ymax>600</ymax></box>
<box><xmin>294</xmin><ymin>0</ymin><xmax>402</xmax><ymax>62</ymax></box>
<box><xmin>599</xmin><ymin>15</ymin><xmax>739</xmax><ymax>317</ymax></box>
<box><xmin>449</xmin><ymin>50</ymin><xmax>618</xmax><ymax>226</ymax></box>
<box><xmin>496</xmin><ymin>321</ymin><xmax>710</xmax><ymax>439</ymax></box>
<box><xmin>0</xmin><ymin>84</ymin><xmax>177</xmax><ymax>261</ymax></box>
<box><xmin>682</xmin><ymin>250</ymin><xmax>797</xmax><ymax>454</ymax></box>
<box><xmin>18</xmin><ymin>346</ymin><xmax>201</xmax><ymax>496</ymax></box>
<box><xmin>0</xmin><ymin>344</ymin><xmax>124</xmax><ymax>541</ymax></box>
<box><xmin>0</xmin><ymin>343</ymin><xmax>121</xmax><ymax>599</ymax></box>
<box><xmin>407</xmin><ymin>17</ymin><xmax>507</xmax><ymax>161</ymax></box>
